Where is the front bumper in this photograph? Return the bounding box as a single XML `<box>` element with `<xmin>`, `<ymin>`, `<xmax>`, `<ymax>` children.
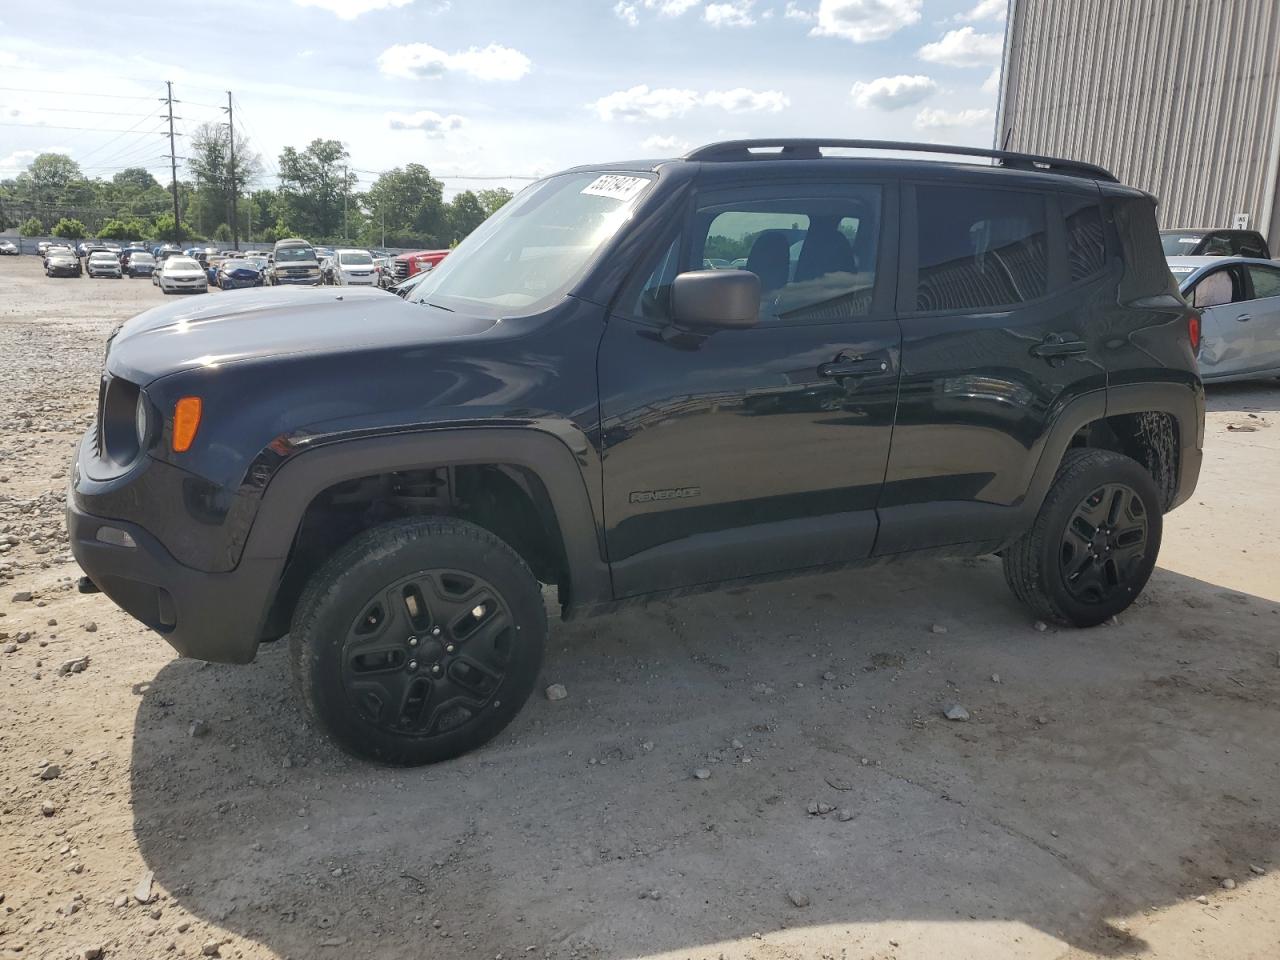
<box><xmin>221</xmin><ymin>276</ymin><xmax>262</xmax><ymax>289</ymax></box>
<box><xmin>274</xmin><ymin>275</ymin><xmax>321</xmax><ymax>286</ymax></box>
<box><xmin>68</xmin><ymin>497</ymin><xmax>277</xmax><ymax>663</ymax></box>
<box><xmin>68</xmin><ymin>430</ymin><xmax>275</xmax><ymax>665</ymax></box>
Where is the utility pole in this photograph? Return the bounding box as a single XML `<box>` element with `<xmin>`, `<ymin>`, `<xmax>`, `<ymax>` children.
<box><xmin>163</xmin><ymin>81</ymin><xmax>181</xmax><ymax>241</ymax></box>
<box><xmin>380</xmin><ymin>206</ymin><xmax>385</xmax><ymax>249</ymax></box>
<box><xmin>342</xmin><ymin>164</ymin><xmax>349</xmax><ymax>242</ymax></box>
<box><xmin>224</xmin><ymin>91</ymin><xmax>238</xmax><ymax>250</ymax></box>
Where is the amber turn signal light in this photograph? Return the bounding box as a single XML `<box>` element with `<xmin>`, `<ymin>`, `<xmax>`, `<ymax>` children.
<box><xmin>172</xmin><ymin>397</ymin><xmax>203</xmax><ymax>452</ymax></box>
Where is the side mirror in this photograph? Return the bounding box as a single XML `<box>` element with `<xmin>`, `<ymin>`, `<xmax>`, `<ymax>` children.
<box><xmin>671</xmin><ymin>269</ymin><xmax>760</xmax><ymax>330</ymax></box>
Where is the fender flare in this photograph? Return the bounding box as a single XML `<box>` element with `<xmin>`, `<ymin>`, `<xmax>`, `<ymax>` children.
<box><xmin>239</xmin><ymin>427</ymin><xmax>614</xmax><ymax>610</ymax></box>
<box><xmin>1021</xmin><ymin>378</ymin><xmax>1203</xmax><ymax>524</ymax></box>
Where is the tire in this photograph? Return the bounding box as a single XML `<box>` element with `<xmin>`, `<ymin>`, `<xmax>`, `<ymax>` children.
<box><xmin>290</xmin><ymin>517</ymin><xmax>547</xmax><ymax>766</ymax></box>
<box><xmin>1003</xmin><ymin>449</ymin><xmax>1162</xmax><ymax>627</ymax></box>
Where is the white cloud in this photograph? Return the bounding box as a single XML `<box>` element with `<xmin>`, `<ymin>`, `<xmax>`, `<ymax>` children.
<box><xmin>705</xmin><ymin>1</ymin><xmax>756</xmax><ymax>27</ymax></box>
<box><xmin>292</xmin><ymin>0</ymin><xmax>414</xmax><ymax>20</ymax></box>
<box><xmin>590</xmin><ymin>85</ymin><xmax>701</xmax><ymax>121</ymax></box>
<box><xmin>784</xmin><ymin>1</ymin><xmax>814</xmax><ymax>20</ymax></box>
<box><xmin>614</xmin><ymin>1</ymin><xmax>640</xmax><ymax>26</ymax></box>
<box><xmin>810</xmin><ymin>0</ymin><xmax>921</xmax><ymax>43</ymax></box>
<box><xmin>914</xmin><ymin>106</ymin><xmax>994</xmax><ymax>129</ymax></box>
<box><xmin>377</xmin><ymin>42</ymin><xmax>532</xmax><ymax>81</ymax></box>
<box><xmin>615</xmin><ymin>0</ymin><xmax>700</xmax><ymax>24</ymax></box>
<box><xmin>850</xmin><ymin>74</ymin><xmax>937</xmax><ymax>110</ymax></box>
<box><xmin>703</xmin><ymin>87</ymin><xmax>789</xmax><ymax>112</ymax></box>
<box><xmin>918</xmin><ymin>27</ymin><xmax>1004</xmax><ymax>66</ymax></box>
<box><xmin>387</xmin><ymin>111</ymin><xmax>466</xmax><ymax>136</ymax></box>
<box><xmin>955</xmin><ymin>0</ymin><xmax>1006</xmax><ymax>22</ymax></box>
<box><xmin>982</xmin><ymin>65</ymin><xmax>1001</xmax><ymax>94</ymax></box>
<box><xmin>641</xmin><ymin>134</ymin><xmax>690</xmax><ymax>153</ymax></box>
<box><xmin>590</xmin><ymin>85</ymin><xmax>789</xmax><ymax>121</ymax></box>
<box><xmin>0</xmin><ymin>149</ymin><xmax>40</xmax><ymax>176</ymax></box>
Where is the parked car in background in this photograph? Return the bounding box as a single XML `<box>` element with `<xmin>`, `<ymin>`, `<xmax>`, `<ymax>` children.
<box><xmin>268</xmin><ymin>238</ymin><xmax>321</xmax><ymax>285</ymax></box>
<box><xmin>45</xmin><ymin>248</ymin><xmax>82</xmax><ymax>277</ymax></box>
<box><xmin>332</xmin><ymin>248</ymin><xmax>378</xmax><ymax>286</ymax></box>
<box><xmin>87</xmin><ymin>251</ymin><xmax>123</xmax><ymax>278</ymax></box>
<box><xmin>36</xmin><ymin>240</ymin><xmax>52</xmax><ymax>256</ymax></box>
<box><xmin>156</xmin><ymin>255</ymin><xmax>209</xmax><ymax>294</ymax></box>
<box><xmin>0</xmin><ymin>240</ymin><xmax>18</xmax><ymax>256</ymax></box>
<box><xmin>123</xmin><ymin>251</ymin><xmax>157</xmax><ymax>278</ymax></box>
<box><xmin>1170</xmin><ymin>255</ymin><xmax>1280</xmax><ymax>382</ymax></box>
<box><xmin>215</xmin><ymin>257</ymin><xmax>266</xmax><ymax>290</ymax></box>
<box><xmin>153</xmin><ymin>244</ymin><xmax>182</xmax><ymax>262</ymax></box>
<box><xmin>391</xmin><ymin>248</ymin><xmax>449</xmax><ymax>282</ymax></box>
<box><xmin>1161</xmin><ymin>228</ymin><xmax>1270</xmax><ymax>260</ymax></box>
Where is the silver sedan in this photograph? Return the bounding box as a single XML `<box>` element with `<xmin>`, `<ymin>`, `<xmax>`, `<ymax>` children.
<box><xmin>1170</xmin><ymin>255</ymin><xmax>1280</xmax><ymax>382</ymax></box>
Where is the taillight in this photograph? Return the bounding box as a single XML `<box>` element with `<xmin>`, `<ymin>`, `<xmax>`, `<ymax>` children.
<box><xmin>1188</xmin><ymin>312</ymin><xmax>1201</xmax><ymax>353</ymax></box>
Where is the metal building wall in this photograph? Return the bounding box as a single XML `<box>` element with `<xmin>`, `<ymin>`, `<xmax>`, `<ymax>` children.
<box><xmin>998</xmin><ymin>0</ymin><xmax>1280</xmax><ymax>243</ymax></box>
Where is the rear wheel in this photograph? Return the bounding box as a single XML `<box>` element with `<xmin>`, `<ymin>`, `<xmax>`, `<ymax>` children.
<box><xmin>290</xmin><ymin>517</ymin><xmax>547</xmax><ymax>766</ymax></box>
<box><xmin>1003</xmin><ymin>449</ymin><xmax>1161</xmax><ymax>627</ymax></box>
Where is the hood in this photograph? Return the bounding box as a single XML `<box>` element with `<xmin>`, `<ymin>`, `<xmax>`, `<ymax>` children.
<box><xmin>106</xmin><ymin>284</ymin><xmax>497</xmax><ymax>386</ymax></box>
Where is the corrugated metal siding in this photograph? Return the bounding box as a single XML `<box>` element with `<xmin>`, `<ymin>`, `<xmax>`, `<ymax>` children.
<box><xmin>999</xmin><ymin>0</ymin><xmax>1280</xmax><ymax>240</ymax></box>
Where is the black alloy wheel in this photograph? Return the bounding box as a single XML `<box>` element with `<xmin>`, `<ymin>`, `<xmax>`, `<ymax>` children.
<box><xmin>1059</xmin><ymin>482</ymin><xmax>1148</xmax><ymax>604</ymax></box>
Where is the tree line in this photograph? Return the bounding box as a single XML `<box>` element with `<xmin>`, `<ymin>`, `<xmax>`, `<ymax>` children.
<box><xmin>0</xmin><ymin>126</ymin><xmax>513</xmax><ymax>249</ymax></box>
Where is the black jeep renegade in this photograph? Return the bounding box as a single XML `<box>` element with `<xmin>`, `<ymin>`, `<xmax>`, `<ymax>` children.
<box><xmin>68</xmin><ymin>139</ymin><xmax>1204</xmax><ymax>765</ymax></box>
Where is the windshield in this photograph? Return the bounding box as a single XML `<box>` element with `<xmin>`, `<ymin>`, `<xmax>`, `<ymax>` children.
<box><xmin>1160</xmin><ymin>231</ymin><xmax>1204</xmax><ymax>256</ymax></box>
<box><xmin>167</xmin><ymin>258</ymin><xmax>200</xmax><ymax>271</ymax></box>
<box><xmin>410</xmin><ymin>170</ymin><xmax>655</xmax><ymax>316</ymax></box>
<box><xmin>338</xmin><ymin>251</ymin><xmax>373</xmax><ymax>265</ymax></box>
<box><xmin>90</xmin><ymin>253</ymin><xmax>116</xmax><ymax>261</ymax></box>
<box><xmin>276</xmin><ymin>246</ymin><xmax>316</xmax><ymax>262</ymax></box>
<box><xmin>132</xmin><ymin>254</ymin><xmax>155</xmax><ymax>263</ymax></box>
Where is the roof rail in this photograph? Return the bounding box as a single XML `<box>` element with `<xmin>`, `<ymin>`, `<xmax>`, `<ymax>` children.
<box><xmin>682</xmin><ymin>139</ymin><xmax>1117</xmax><ymax>182</ymax></box>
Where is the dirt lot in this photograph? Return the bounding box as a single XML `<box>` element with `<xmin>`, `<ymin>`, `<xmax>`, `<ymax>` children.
<box><xmin>1</xmin><ymin>252</ymin><xmax>1278</xmax><ymax>960</ymax></box>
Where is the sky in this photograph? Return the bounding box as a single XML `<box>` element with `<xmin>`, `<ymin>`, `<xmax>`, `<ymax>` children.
<box><xmin>0</xmin><ymin>0</ymin><xmax>1008</xmax><ymax>199</ymax></box>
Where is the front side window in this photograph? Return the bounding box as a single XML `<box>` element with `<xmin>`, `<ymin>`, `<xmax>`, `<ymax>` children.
<box><xmin>1190</xmin><ymin>268</ymin><xmax>1236</xmax><ymax>309</ymax></box>
<box><xmin>411</xmin><ymin>171</ymin><xmax>655</xmax><ymax>317</ymax></box>
<box><xmin>1247</xmin><ymin>264</ymin><xmax>1280</xmax><ymax>299</ymax></box>
<box><xmin>914</xmin><ymin>184</ymin><xmax>1049</xmax><ymax>312</ymax></box>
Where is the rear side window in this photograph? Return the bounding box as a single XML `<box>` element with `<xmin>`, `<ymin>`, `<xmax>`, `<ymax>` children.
<box><xmin>914</xmin><ymin>185</ymin><xmax>1048</xmax><ymax>312</ymax></box>
<box><xmin>1248</xmin><ymin>264</ymin><xmax>1280</xmax><ymax>299</ymax></box>
<box><xmin>1112</xmin><ymin>195</ymin><xmax>1176</xmax><ymax>301</ymax></box>
<box><xmin>1062</xmin><ymin>195</ymin><xmax>1107</xmax><ymax>281</ymax></box>
<box><xmin>1237</xmin><ymin>234</ymin><xmax>1268</xmax><ymax>259</ymax></box>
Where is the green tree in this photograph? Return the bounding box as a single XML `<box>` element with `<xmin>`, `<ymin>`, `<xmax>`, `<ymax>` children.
<box><xmin>18</xmin><ymin>216</ymin><xmax>45</xmax><ymax>236</ymax></box>
<box><xmin>446</xmin><ymin>190</ymin><xmax>487</xmax><ymax>244</ymax></box>
<box><xmin>476</xmin><ymin>188</ymin><xmax>514</xmax><ymax>218</ymax></box>
<box><xmin>111</xmin><ymin>167</ymin><xmax>161</xmax><ymax>193</ymax></box>
<box><xmin>360</xmin><ymin>163</ymin><xmax>445</xmax><ymax>248</ymax></box>
<box><xmin>277</xmin><ymin>139</ymin><xmax>356</xmax><ymax>239</ymax></box>
<box><xmin>150</xmin><ymin>212</ymin><xmax>189</xmax><ymax>243</ymax></box>
<box><xmin>212</xmin><ymin>223</ymin><xmax>232</xmax><ymax>242</ymax></box>
<box><xmin>98</xmin><ymin>217</ymin><xmax>150</xmax><ymax>241</ymax></box>
<box><xmin>15</xmin><ymin>153</ymin><xmax>83</xmax><ymax>204</ymax></box>
<box><xmin>51</xmin><ymin>217</ymin><xmax>88</xmax><ymax>240</ymax></box>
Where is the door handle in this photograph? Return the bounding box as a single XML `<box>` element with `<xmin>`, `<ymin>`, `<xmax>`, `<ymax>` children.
<box><xmin>1029</xmin><ymin>337</ymin><xmax>1087</xmax><ymax>359</ymax></box>
<box><xmin>1236</xmin><ymin>314</ymin><xmax>1251</xmax><ymax>322</ymax></box>
<box><xmin>818</xmin><ymin>356</ymin><xmax>889</xmax><ymax>378</ymax></box>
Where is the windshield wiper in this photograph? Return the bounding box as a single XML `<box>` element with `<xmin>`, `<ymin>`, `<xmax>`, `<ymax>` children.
<box><xmin>421</xmin><ymin>300</ymin><xmax>455</xmax><ymax>312</ymax></box>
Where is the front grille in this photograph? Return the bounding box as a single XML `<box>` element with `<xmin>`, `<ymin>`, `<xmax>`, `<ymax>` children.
<box><xmin>394</xmin><ymin>260</ymin><xmax>410</xmax><ymax>279</ymax></box>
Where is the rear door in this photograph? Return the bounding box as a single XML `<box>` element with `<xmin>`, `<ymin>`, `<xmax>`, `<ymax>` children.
<box><xmin>598</xmin><ymin>177</ymin><xmax>901</xmax><ymax>596</ymax></box>
<box><xmin>877</xmin><ymin>179</ymin><xmax>1108</xmax><ymax>554</ymax></box>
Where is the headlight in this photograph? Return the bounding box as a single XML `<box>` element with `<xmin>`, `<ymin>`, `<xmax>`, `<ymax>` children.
<box><xmin>135</xmin><ymin>393</ymin><xmax>153</xmax><ymax>449</ymax></box>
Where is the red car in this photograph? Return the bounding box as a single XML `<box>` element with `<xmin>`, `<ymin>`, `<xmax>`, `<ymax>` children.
<box><xmin>391</xmin><ymin>248</ymin><xmax>449</xmax><ymax>283</ymax></box>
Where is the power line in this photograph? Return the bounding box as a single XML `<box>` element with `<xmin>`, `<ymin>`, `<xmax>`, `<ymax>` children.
<box><xmin>0</xmin><ymin>120</ymin><xmax>172</xmax><ymax>133</ymax></box>
<box><xmin>0</xmin><ymin>86</ymin><xmax>163</xmax><ymax>101</ymax></box>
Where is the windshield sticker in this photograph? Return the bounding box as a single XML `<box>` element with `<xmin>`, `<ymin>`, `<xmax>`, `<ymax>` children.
<box><xmin>580</xmin><ymin>174</ymin><xmax>649</xmax><ymax>202</ymax></box>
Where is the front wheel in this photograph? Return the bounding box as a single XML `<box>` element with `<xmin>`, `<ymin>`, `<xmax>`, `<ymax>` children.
<box><xmin>291</xmin><ymin>518</ymin><xmax>547</xmax><ymax>766</ymax></box>
<box><xmin>1003</xmin><ymin>449</ymin><xmax>1161</xmax><ymax>627</ymax></box>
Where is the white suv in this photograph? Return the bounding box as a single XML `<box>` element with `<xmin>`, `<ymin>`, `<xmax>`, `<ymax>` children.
<box><xmin>333</xmin><ymin>248</ymin><xmax>378</xmax><ymax>286</ymax></box>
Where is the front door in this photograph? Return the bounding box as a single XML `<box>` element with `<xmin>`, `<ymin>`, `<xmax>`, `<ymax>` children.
<box><xmin>1190</xmin><ymin>263</ymin><xmax>1257</xmax><ymax>379</ymax></box>
<box><xmin>598</xmin><ymin>180</ymin><xmax>901</xmax><ymax>597</ymax></box>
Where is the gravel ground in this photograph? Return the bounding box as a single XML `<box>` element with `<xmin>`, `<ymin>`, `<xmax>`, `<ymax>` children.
<box><xmin>1</xmin><ymin>252</ymin><xmax>1279</xmax><ymax>960</ymax></box>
